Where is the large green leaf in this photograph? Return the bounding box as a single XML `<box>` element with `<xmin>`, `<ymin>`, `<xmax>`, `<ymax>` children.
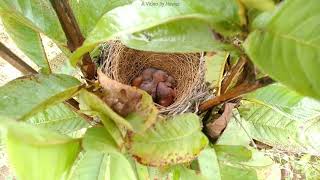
<box><xmin>213</xmin><ymin>146</ymin><xmax>279</xmax><ymax>180</ymax></box>
<box><xmin>240</xmin><ymin>0</ymin><xmax>275</xmax><ymax>11</ymax></box>
<box><xmin>0</xmin><ymin>74</ymin><xmax>81</xmax><ymax>120</ymax></box>
<box><xmin>1</xmin><ymin>16</ymin><xmax>50</xmax><ymax>73</ymax></box>
<box><xmin>70</xmin><ymin>0</ymin><xmax>132</xmax><ymax>37</ymax></box>
<box><xmin>216</xmin><ymin>111</ymin><xmax>251</xmax><ymax>146</ymax></box>
<box><xmin>0</xmin><ymin>117</ymin><xmax>80</xmax><ymax>180</ymax></box>
<box><xmin>214</xmin><ymin>145</ymin><xmax>252</xmax><ymax>162</ymax></box>
<box><xmin>82</xmin><ymin>127</ymin><xmax>119</xmax><ymax>153</ymax></box>
<box><xmin>70</xmin><ymin>126</ymin><xmax>136</xmax><ymax>180</ymax></box>
<box><xmin>129</xmin><ymin>159</ymin><xmax>169</xmax><ymax>180</ymax></box>
<box><xmin>26</xmin><ymin>103</ymin><xmax>89</xmax><ymax>135</ymax></box>
<box><xmin>241</xmin><ymin>84</ymin><xmax>320</xmax><ymax>155</ymax></box>
<box><xmin>0</xmin><ymin>0</ymin><xmax>66</xmax><ymax>45</ymax></box>
<box><xmin>244</xmin><ymin>84</ymin><xmax>320</xmax><ymax>121</ymax></box>
<box><xmin>70</xmin><ymin>0</ymin><xmax>242</xmax><ymax>65</ymax></box>
<box><xmin>121</xmin><ymin>19</ymin><xmax>226</xmax><ymax>53</ymax></box>
<box><xmin>197</xmin><ymin>148</ymin><xmax>221</xmax><ymax>180</ymax></box>
<box><xmin>239</xmin><ymin>101</ymin><xmax>320</xmax><ymax>155</ymax></box>
<box><xmin>244</xmin><ymin>0</ymin><xmax>320</xmax><ymax>99</ymax></box>
<box><xmin>69</xmin><ymin>151</ymin><xmax>137</xmax><ymax>180</ymax></box>
<box><xmin>171</xmin><ymin>165</ymin><xmax>207</xmax><ymax>180</ymax></box>
<box><xmin>128</xmin><ymin>113</ymin><xmax>208</xmax><ymax>166</ymax></box>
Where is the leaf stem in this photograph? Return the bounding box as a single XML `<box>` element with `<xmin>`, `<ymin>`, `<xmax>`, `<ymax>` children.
<box><xmin>199</xmin><ymin>76</ymin><xmax>274</xmax><ymax>112</ymax></box>
<box><xmin>49</xmin><ymin>0</ymin><xmax>96</xmax><ymax>80</ymax></box>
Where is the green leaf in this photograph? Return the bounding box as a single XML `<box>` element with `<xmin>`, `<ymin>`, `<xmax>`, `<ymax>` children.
<box><xmin>0</xmin><ymin>74</ymin><xmax>81</xmax><ymax>120</ymax></box>
<box><xmin>214</xmin><ymin>145</ymin><xmax>279</xmax><ymax>180</ymax></box>
<box><xmin>128</xmin><ymin>158</ymin><xmax>173</xmax><ymax>180</ymax></box>
<box><xmin>0</xmin><ymin>116</ymin><xmax>80</xmax><ymax>180</ymax></box>
<box><xmin>219</xmin><ymin>163</ymin><xmax>257</xmax><ymax>180</ymax></box>
<box><xmin>70</xmin><ymin>0</ymin><xmax>242</xmax><ymax>65</ymax></box>
<box><xmin>128</xmin><ymin>113</ymin><xmax>208</xmax><ymax>166</ymax></box>
<box><xmin>242</xmin><ymin>84</ymin><xmax>320</xmax><ymax>154</ymax></box>
<box><xmin>0</xmin><ymin>0</ymin><xmax>66</xmax><ymax>45</ymax></box>
<box><xmin>244</xmin><ymin>0</ymin><xmax>320</xmax><ymax>99</ymax></box>
<box><xmin>214</xmin><ymin>145</ymin><xmax>252</xmax><ymax>162</ymax></box>
<box><xmin>70</xmin><ymin>0</ymin><xmax>132</xmax><ymax>37</ymax></box>
<box><xmin>26</xmin><ymin>103</ymin><xmax>89</xmax><ymax>135</ymax></box>
<box><xmin>99</xmin><ymin>113</ymin><xmax>125</xmax><ymax>147</ymax></box>
<box><xmin>239</xmin><ymin>100</ymin><xmax>320</xmax><ymax>155</ymax></box>
<box><xmin>244</xmin><ymin>84</ymin><xmax>320</xmax><ymax>121</ymax></box>
<box><xmin>82</xmin><ymin>127</ymin><xmax>119</xmax><ymax>153</ymax></box>
<box><xmin>204</xmin><ymin>51</ymin><xmax>229</xmax><ymax>93</ymax></box>
<box><xmin>121</xmin><ymin>19</ymin><xmax>226</xmax><ymax>53</ymax></box>
<box><xmin>240</xmin><ymin>0</ymin><xmax>275</xmax><ymax>11</ymax></box>
<box><xmin>79</xmin><ymin>89</ymin><xmax>133</xmax><ymax>130</ymax></box>
<box><xmin>1</xmin><ymin>16</ymin><xmax>50</xmax><ymax>73</ymax></box>
<box><xmin>197</xmin><ymin>148</ymin><xmax>221</xmax><ymax>180</ymax></box>
<box><xmin>171</xmin><ymin>165</ymin><xmax>207</xmax><ymax>180</ymax></box>
<box><xmin>216</xmin><ymin>111</ymin><xmax>251</xmax><ymax>146</ymax></box>
<box><xmin>69</xmin><ymin>151</ymin><xmax>137</xmax><ymax>180</ymax></box>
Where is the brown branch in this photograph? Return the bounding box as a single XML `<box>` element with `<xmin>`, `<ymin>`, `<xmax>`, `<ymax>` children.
<box><xmin>49</xmin><ymin>0</ymin><xmax>96</xmax><ymax>80</ymax></box>
<box><xmin>199</xmin><ymin>77</ymin><xmax>274</xmax><ymax>112</ymax></box>
<box><xmin>0</xmin><ymin>43</ymin><xmax>37</xmax><ymax>75</ymax></box>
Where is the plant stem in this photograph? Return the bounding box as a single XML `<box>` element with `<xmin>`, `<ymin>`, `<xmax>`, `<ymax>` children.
<box><xmin>0</xmin><ymin>43</ymin><xmax>37</xmax><ymax>75</ymax></box>
<box><xmin>49</xmin><ymin>0</ymin><xmax>96</xmax><ymax>80</ymax></box>
<box><xmin>199</xmin><ymin>77</ymin><xmax>274</xmax><ymax>112</ymax></box>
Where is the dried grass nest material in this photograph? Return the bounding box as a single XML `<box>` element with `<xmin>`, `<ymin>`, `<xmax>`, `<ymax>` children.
<box><xmin>101</xmin><ymin>41</ymin><xmax>209</xmax><ymax>115</ymax></box>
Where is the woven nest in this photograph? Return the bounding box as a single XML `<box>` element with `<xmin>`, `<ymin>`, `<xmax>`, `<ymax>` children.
<box><xmin>101</xmin><ymin>41</ymin><xmax>208</xmax><ymax>115</ymax></box>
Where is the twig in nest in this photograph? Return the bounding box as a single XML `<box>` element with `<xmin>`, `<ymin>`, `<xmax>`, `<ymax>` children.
<box><xmin>49</xmin><ymin>0</ymin><xmax>96</xmax><ymax>80</ymax></box>
<box><xmin>221</xmin><ymin>57</ymin><xmax>247</xmax><ymax>94</ymax></box>
<box><xmin>199</xmin><ymin>76</ymin><xmax>274</xmax><ymax>112</ymax></box>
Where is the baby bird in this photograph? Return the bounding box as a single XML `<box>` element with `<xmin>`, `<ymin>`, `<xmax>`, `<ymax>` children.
<box><xmin>156</xmin><ymin>82</ymin><xmax>175</xmax><ymax>107</ymax></box>
<box><xmin>131</xmin><ymin>68</ymin><xmax>176</xmax><ymax>107</ymax></box>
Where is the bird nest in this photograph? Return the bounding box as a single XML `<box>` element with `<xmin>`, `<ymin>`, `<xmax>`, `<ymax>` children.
<box><xmin>100</xmin><ymin>41</ymin><xmax>208</xmax><ymax>115</ymax></box>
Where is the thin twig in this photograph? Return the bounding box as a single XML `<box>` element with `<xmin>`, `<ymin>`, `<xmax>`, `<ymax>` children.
<box><xmin>49</xmin><ymin>0</ymin><xmax>96</xmax><ymax>80</ymax></box>
<box><xmin>232</xmin><ymin>111</ymin><xmax>257</xmax><ymax>149</ymax></box>
<box><xmin>0</xmin><ymin>43</ymin><xmax>37</xmax><ymax>75</ymax></box>
<box><xmin>199</xmin><ymin>76</ymin><xmax>274</xmax><ymax>112</ymax></box>
<box><xmin>221</xmin><ymin>57</ymin><xmax>247</xmax><ymax>94</ymax></box>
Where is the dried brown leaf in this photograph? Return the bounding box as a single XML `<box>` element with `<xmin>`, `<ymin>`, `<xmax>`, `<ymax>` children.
<box><xmin>97</xmin><ymin>70</ymin><xmax>142</xmax><ymax>117</ymax></box>
<box><xmin>205</xmin><ymin>103</ymin><xmax>236</xmax><ymax>139</ymax></box>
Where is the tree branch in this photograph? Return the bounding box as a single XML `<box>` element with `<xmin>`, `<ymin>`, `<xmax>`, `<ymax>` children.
<box><xmin>0</xmin><ymin>43</ymin><xmax>37</xmax><ymax>75</ymax></box>
<box><xmin>49</xmin><ymin>0</ymin><xmax>96</xmax><ymax>80</ymax></box>
<box><xmin>199</xmin><ymin>77</ymin><xmax>275</xmax><ymax>112</ymax></box>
